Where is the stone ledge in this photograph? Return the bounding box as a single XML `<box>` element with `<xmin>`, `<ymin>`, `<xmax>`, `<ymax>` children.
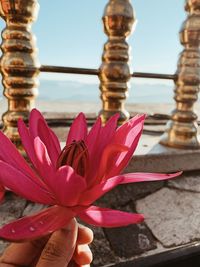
<box><xmin>126</xmin><ymin>135</ymin><xmax>200</xmax><ymax>173</ymax></box>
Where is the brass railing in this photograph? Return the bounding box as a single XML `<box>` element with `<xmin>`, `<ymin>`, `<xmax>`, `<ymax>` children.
<box><xmin>0</xmin><ymin>0</ymin><xmax>199</xmax><ymax>152</ymax></box>
<box><xmin>40</xmin><ymin>65</ymin><xmax>176</xmax><ymax>80</ymax></box>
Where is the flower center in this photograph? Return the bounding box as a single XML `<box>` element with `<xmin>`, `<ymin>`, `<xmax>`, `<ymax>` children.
<box><xmin>57</xmin><ymin>140</ymin><xmax>89</xmax><ymax>177</ymax></box>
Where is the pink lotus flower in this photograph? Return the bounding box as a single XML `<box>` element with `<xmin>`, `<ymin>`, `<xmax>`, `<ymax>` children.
<box><xmin>0</xmin><ymin>109</ymin><xmax>181</xmax><ymax>241</ymax></box>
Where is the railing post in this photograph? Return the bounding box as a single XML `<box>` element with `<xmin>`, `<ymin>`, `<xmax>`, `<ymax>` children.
<box><xmin>0</xmin><ymin>0</ymin><xmax>40</xmax><ymax>153</ymax></box>
<box><xmin>99</xmin><ymin>0</ymin><xmax>136</xmax><ymax>125</ymax></box>
<box><xmin>160</xmin><ymin>0</ymin><xmax>200</xmax><ymax>149</ymax></box>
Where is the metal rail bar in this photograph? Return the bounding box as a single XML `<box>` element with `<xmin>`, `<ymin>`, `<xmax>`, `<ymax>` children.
<box><xmin>40</xmin><ymin>65</ymin><xmax>99</xmax><ymax>75</ymax></box>
<box><xmin>0</xmin><ymin>64</ymin><xmax>176</xmax><ymax>80</ymax></box>
<box><xmin>132</xmin><ymin>72</ymin><xmax>176</xmax><ymax>80</ymax></box>
<box><xmin>40</xmin><ymin>65</ymin><xmax>176</xmax><ymax>80</ymax></box>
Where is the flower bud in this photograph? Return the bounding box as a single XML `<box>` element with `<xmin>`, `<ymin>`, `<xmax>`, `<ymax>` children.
<box><xmin>57</xmin><ymin>140</ymin><xmax>89</xmax><ymax>177</ymax></box>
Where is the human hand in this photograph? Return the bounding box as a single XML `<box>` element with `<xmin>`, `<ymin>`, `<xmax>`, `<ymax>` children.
<box><xmin>0</xmin><ymin>219</ymin><xmax>93</xmax><ymax>267</ymax></box>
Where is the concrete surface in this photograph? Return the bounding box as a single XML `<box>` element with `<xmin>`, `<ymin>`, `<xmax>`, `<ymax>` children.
<box><xmin>168</xmin><ymin>171</ymin><xmax>200</xmax><ymax>193</ymax></box>
<box><xmin>137</xmin><ymin>187</ymin><xmax>200</xmax><ymax>247</ymax></box>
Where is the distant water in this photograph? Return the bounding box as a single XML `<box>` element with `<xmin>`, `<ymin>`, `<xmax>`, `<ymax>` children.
<box><xmin>37</xmin><ymin>79</ymin><xmax>174</xmax><ymax>103</ymax></box>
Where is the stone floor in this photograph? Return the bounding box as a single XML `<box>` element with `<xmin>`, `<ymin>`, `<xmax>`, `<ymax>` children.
<box><xmin>92</xmin><ymin>171</ymin><xmax>200</xmax><ymax>266</ymax></box>
<box><xmin>1</xmin><ymin>111</ymin><xmax>200</xmax><ymax>266</ymax></box>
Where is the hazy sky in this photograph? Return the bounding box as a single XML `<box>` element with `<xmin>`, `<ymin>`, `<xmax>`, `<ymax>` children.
<box><xmin>0</xmin><ymin>0</ymin><xmax>186</xmax><ymax>83</ymax></box>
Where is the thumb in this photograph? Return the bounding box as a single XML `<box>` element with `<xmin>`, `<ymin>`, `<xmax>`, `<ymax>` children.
<box><xmin>36</xmin><ymin>219</ymin><xmax>78</xmax><ymax>267</ymax></box>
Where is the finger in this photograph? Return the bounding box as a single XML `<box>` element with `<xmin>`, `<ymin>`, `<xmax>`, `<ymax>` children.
<box><xmin>77</xmin><ymin>224</ymin><xmax>93</xmax><ymax>245</ymax></box>
<box><xmin>36</xmin><ymin>219</ymin><xmax>78</xmax><ymax>267</ymax></box>
<box><xmin>73</xmin><ymin>244</ymin><xmax>93</xmax><ymax>266</ymax></box>
<box><xmin>0</xmin><ymin>235</ymin><xmax>49</xmax><ymax>267</ymax></box>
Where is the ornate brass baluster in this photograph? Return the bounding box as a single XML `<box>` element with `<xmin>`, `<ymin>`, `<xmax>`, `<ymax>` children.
<box><xmin>160</xmin><ymin>0</ymin><xmax>200</xmax><ymax>149</ymax></box>
<box><xmin>0</xmin><ymin>0</ymin><xmax>40</xmax><ymax>153</ymax></box>
<box><xmin>99</xmin><ymin>0</ymin><xmax>136</xmax><ymax>124</ymax></box>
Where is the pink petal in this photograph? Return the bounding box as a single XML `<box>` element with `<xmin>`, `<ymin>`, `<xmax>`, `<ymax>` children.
<box><xmin>0</xmin><ymin>161</ymin><xmax>55</xmax><ymax>205</ymax></box>
<box><xmin>38</xmin><ymin>120</ymin><xmax>60</xmax><ymax>163</ymax></box>
<box><xmin>86</xmin><ymin>116</ymin><xmax>102</xmax><ymax>155</ymax></box>
<box><xmin>49</xmin><ymin>128</ymin><xmax>61</xmax><ymax>155</ymax></box>
<box><xmin>3</xmin><ymin>120</ymin><xmax>49</xmax><ymax>191</ymax></box>
<box><xmin>29</xmin><ymin>108</ymin><xmax>43</xmax><ymax>137</ymax></box>
<box><xmin>117</xmin><ymin>114</ymin><xmax>145</xmax><ymax>137</ymax></box>
<box><xmin>88</xmin><ymin>113</ymin><xmax>119</xmax><ymax>161</ymax></box>
<box><xmin>77</xmin><ymin>206</ymin><xmax>144</xmax><ymax>227</ymax></box>
<box><xmin>118</xmin><ymin>171</ymin><xmax>183</xmax><ymax>183</ymax></box>
<box><xmin>98</xmin><ymin>113</ymin><xmax>119</xmax><ymax>151</ymax></box>
<box><xmin>86</xmin><ymin>114</ymin><xmax>119</xmax><ymax>185</ymax></box>
<box><xmin>81</xmin><ymin>176</ymin><xmax>124</xmax><ymax>205</ymax></box>
<box><xmin>0</xmin><ymin>184</ymin><xmax>5</xmax><ymax>202</ymax></box>
<box><xmin>19</xmin><ymin>110</ymin><xmax>60</xmax><ymax>169</ymax></box>
<box><xmin>96</xmin><ymin>144</ymin><xmax>128</xmax><ymax>183</ymax></box>
<box><xmin>0</xmin><ymin>130</ymin><xmax>43</xmax><ymax>187</ymax></box>
<box><xmin>81</xmin><ymin>171</ymin><xmax>182</xmax><ymax>205</ymax></box>
<box><xmin>102</xmin><ymin>113</ymin><xmax>119</xmax><ymax>133</ymax></box>
<box><xmin>66</xmin><ymin>113</ymin><xmax>87</xmax><ymax>145</ymax></box>
<box><xmin>0</xmin><ymin>205</ymin><xmax>75</xmax><ymax>241</ymax></box>
<box><xmin>106</xmin><ymin>114</ymin><xmax>146</xmax><ymax>178</ymax></box>
<box><xmin>18</xmin><ymin>119</ymin><xmax>37</xmax><ymax>167</ymax></box>
<box><xmin>85</xmin><ymin>120</ymin><xmax>103</xmax><ymax>185</ymax></box>
<box><xmin>33</xmin><ymin>137</ymin><xmax>56</xmax><ymax>191</ymax></box>
<box><xmin>55</xmin><ymin>166</ymin><xmax>87</xmax><ymax>206</ymax></box>
<box><xmin>29</xmin><ymin>109</ymin><xmax>61</xmax><ymax>164</ymax></box>
<box><xmin>115</xmin><ymin>114</ymin><xmax>145</xmax><ymax>152</ymax></box>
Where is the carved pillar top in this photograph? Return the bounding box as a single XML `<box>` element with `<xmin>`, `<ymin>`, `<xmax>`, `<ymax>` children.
<box><xmin>0</xmin><ymin>0</ymin><xmax>39</xmax><ymax>23</ymax></box>
<box><xmin>185</xmin><ymin>0</ymin><xmax>200</xmax><ymax>13</ymax></box>
<box><xmin>180</xmin><ymin>1</ymin><xmax>200</xmax><ymax>48</ymax></box>
<box><xmin>103</xmin><ymin>0</ymin><xmax>135</xmax><ymax>38</ymax></box>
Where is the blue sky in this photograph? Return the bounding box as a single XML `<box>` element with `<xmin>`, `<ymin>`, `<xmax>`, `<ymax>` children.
<box><xmin>0</xmin><ymin>0</ymin><xmax>186</xmax><ymax>83</ymax></box>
